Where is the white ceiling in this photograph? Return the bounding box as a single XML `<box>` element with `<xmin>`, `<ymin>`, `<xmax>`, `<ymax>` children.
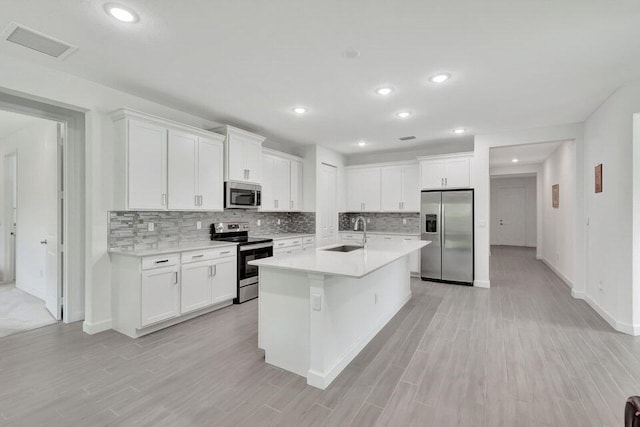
<box><xmin>0</xmin><ymin>110</ymin><xmax>43</xmax><ymax>140</ymax></box>
<box><xmin>1</xmin><ymin>0</ymin><xmax>640</xmax><ymax>154</ymax></box>
<box><xmin>489</xmin><ymin>140</ymin><xmax>564</xmax><ymax>167</ymax></box>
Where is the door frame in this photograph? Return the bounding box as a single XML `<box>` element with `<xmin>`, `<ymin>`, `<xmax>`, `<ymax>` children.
<box><xmin>494</xmin><ymin>185</ymin><xmax>528</xmax><ymax>246</ymax></box>
<box><xmin>0</xmin><ymin>89</ymin><xmax>86</xmax><ymax>323</ymax></box>
<box><xmin>3</xmin><ymin>152</ymin><xmax>17</xmax><ymax>283</ymax></box>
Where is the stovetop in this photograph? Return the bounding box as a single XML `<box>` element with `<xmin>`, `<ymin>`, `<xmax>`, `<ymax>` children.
<box><xmin>212</xmin><ymin>236</ymin><xmax>273</xmax><ymax>246</ymax></box>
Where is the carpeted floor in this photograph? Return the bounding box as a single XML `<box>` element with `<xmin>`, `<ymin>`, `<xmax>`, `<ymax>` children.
<box><xmin>0</xmin><ymin>282</ymin><xmax>56</xmax><ymax>337</ymax></box>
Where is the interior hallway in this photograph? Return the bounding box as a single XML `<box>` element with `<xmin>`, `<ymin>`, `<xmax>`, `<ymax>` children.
<box><xmin>0</xmin><ymin>246</ymin><xmax>636</xmax><ymax>426</ymax></box>
<box><xmin>0</xmin><ymin>282</ymin><xmax>55</xmax><ymax>338</ymax></box>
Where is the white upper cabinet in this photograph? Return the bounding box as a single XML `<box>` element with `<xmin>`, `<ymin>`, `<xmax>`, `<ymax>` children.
<box><xmin>214</xmin><ymin>125</ymin><xmax>265</xmax><ymax>185</ymax></box>
<box><xmin>124</xmin><ymin>119</ymin><xmax>168</xmax><ymax>210</ymax></box>
<box><xmin>112</xmin><ymin>109</ymin><xmax>224</xmax><ymax>211</ymax></box>
<box><xmin>346</xmin><ymin>167</ymin><xmax>381</xmax><ymax>212</ymax></box>
<box><xmin>261</xmin><ymin>149</ymin><xmax>303</xmax><ymax>212</ymax></box>
<box><xmin>419</xmin><ymin>154</ymin><xmax>471</xmax><ymax>190</ymax></box>
<box><xmin>380</xmin><ymin>164</ymin><xmax>419</xmax><ymax>212</ymax></box>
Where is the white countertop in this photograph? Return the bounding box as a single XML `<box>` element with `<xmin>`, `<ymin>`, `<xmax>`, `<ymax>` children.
<box><xmin>251</xmin><ymin>233</ymin><xmax>314</xmax><ymax>240</ymax></box>
<box><xmin>339</xmin><ymin>231</ymin><xmax>420</xmax><ymax>236</ymax></box>
<box><xmin>109</xmin><ymin>241</ymin><xmax>238</xmax><ymax>257</ymax></box>
<box><xmin>249</xmin><ymin>240</ymin><xmax>428</xmax><ymax>278</ymax></box>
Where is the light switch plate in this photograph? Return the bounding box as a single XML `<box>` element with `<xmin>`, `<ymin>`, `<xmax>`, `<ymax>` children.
<box><xmin>148</xmin><ymin>222</ymin><xmax>154</xmax><ymax>232</ymax></box>
<box><xmin>257</xmin><ymin>219</ymin><xmax>261</xmax><ymax>226</ymax></box>
<box><xmin>196</xmin><ymin>221</ymin><xmax>202</xmax><ymax>230</ymax></box>
<box><xmin>311</xmin><ymin>294</ymin><xmax>322</xmax><ymax>311</ymax></box>
<box><xmin>403</xmin><ymin>218</ymin><xmax>407</xmax><ymax>224</ymax></box>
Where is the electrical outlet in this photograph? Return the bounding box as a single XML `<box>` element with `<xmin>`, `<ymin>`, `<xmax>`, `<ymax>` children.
<box><xmin>403</xmin><ymin>218</ymin><xmax>407</xmax><ymax>225</ymax></box>
<box><xmin>148</xmin><ymin>222</ymin><xmax>154</xmax><ymax>232</ymax></box>
<box><xmin>257</xmin><ymin>219</ymin><xmax>261</xmax><ymax>226</ymax></box>
<box><xmin>311</xmin><ymin>294</ymin><xmax>322</xmax><ymax>311</ymax></box>
<box><xmin>598</xmin><ymin>280</ymin><xmax>604</xmax><ymax>292</ymax></box>
<box><xmin>277</xmin><ymin>219</ymin><xmax>281</xmax><ymax>225</ymax></box>
<box><xmin>366</xmin><ymin>218</ymin><xmax>370</xmax><ymax>223</ymax></box>
<box><xmin>351</xmin><ymin>218</ymin><xmax>355</xmax><ymax>223</ymax></box>
<box><xmin>196</xmin><ymin>221</ymin><xmax>202</xmax><ymax>230</ymax></box>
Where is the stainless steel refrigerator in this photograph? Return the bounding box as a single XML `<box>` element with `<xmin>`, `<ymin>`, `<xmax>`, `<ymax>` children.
<box><xmin>421</xmin><ymin>190</ymin><xmax>474</xmax><ymax>285</ymax></box>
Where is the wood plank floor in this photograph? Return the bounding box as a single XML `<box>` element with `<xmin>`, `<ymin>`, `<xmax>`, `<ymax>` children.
<box><xmin>1</xmin><ymin>245</ymin><xmax>637</xmax><ymax>426</ymax></box>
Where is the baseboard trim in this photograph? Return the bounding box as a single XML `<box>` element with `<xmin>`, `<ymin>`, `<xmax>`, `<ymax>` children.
<box><xmin>474</xmin><ymin>280</ymin><xmax>490</xmax><ymax>288</ymax></box>
<box><xmin>307</xmin><ymin>291</ymin><xmax>412</xmax><ymax>390</ymax></box>
<box><xmin>583</xmin><ymin>295</ymin><xmax>640</xmax><ymax>336</ymax></box>
<box><xmin>539</xmin><ymin>257</ymin><xmax>574</xmax><ymax>289</ymax></box>
<box><xmin>571</xmin><ymin>289</ymin><xmax>585</xmax><ymax>299</ymax></box>
<box><xmin>83</xmin><ymin>319</ymin><xmax>112</xmax><ymax>335</ymax></box>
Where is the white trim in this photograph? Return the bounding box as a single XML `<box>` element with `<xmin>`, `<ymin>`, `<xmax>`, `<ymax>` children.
<box><xmin>82</xmin><ymin>318</ymin><xmax>112</xmax><ymax>335</ymax></box>
<box><xmin>345</xmin><ymin>159</ymin><xmax>418</xmax><ymax>170</ymax></box>
<box><xmin>262</xmin><ymin>147</ymin><xmax>303</xmax><ymax>162</ymax></box>
<box><xmin>211</xmin><ymin>124</ymin><xmax>266</xmax><ymax>143</ymax></box>
<box><xmin>571</xmin><ymin>288</ymin><xmax>585</xmax><ymax>299</ymax></box>
<box><xmin>417</xmin><ymin>152</ymin><xmax>473</xmax><ymax>162</ymax></box>
<box><xmin>539</xmin><ymin>257</ymin><xmax>574</xmax><ymax>289</ymax></box>
<box><xmin>307</xmin><ymin>291</ymin><xmax>412</xmax><ymax>389</ymax></box>
<box><xmin>474</xmin><ymin>280</ymin><xmax>490</xmax><ymax>288</ymax></box>
<box><xmin>583</xmin><ymin>294</ymin><xmax>640</xmax><ymax>336</ymax></box>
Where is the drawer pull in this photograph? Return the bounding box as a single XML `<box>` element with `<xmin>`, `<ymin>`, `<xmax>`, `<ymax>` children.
<box><xmin>155</xmin><ymin>259</ymin><xmax>169</xmax><ymax>264</ymax></box>
<box><xmin>192</xmin><ymin>254</ymin><xmax>204</xmax><ymax>258</ymax></box>
<box><xmin>220</xmin><ymin>251</ymin><xmax>231</xmax><ymax>255</ymax></box>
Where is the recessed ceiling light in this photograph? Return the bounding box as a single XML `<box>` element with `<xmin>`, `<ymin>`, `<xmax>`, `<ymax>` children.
<box><xmin>358</xmin><ymin>140</ymin><xmax>367</xmax><ymax>147</ymax></box>
<box><xmin>292</xmin><ymin>107</ymin><xmax>307</xmax><ymax>114</ymax></box>
<box><xmin>396</xmin><ymin>111</ymin><xmax>412</xmax><ymax>119</ymax></box>
<box><xmin>512</xmin><ymin>158</ymin><xmax>519</xmax><ymax>163</ymax></box>
<box><xmin>452</xmin><ymin>128</ymin><xmax>466</xmax><ymax>134</ymax></box>
<box><xmin>104</xmin><ymin>3</ymin><xmax>139</xmax><ymax>23</ymax></box>
<box><xmin>375</xmin><ymin>87</ymin><xmax>393</xmax><ymax>96</ymax></box>
<box><xmin>429</xmin><ymin>73</ymin><xmax>451</xmax><ymax>84</ymax></box>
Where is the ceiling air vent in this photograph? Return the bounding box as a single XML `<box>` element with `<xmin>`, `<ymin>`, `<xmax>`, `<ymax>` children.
<box><xmin>3</xmin><ymin>23</ymin><xmax>77</xmax><ymax>59</ymax></box>
<box><xmin>399</xmin><ymin>136</ymin><xmax>416</xmax><ymax>141</ymax></box>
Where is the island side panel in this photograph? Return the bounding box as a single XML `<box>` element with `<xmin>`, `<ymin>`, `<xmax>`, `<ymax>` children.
<box><xmin>307</xmin><ymin>255</ymin><xmax>412</xmax><ymax>389</ymax></box>
<box><xmin>259</xmin><ymin>267</ymin><xmax>310</xmax><ymax>377</ymax></box>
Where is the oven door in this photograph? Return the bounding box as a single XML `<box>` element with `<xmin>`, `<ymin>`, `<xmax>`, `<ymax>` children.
<box><xmin>226</xmin><ymin>182</ymin><xmax>261</xmax><ymax>209</ymax></box>
<box><xmin>238</xmin><ymin>243</ymin><xmax>273</xmax><ymax>286</ymax></box>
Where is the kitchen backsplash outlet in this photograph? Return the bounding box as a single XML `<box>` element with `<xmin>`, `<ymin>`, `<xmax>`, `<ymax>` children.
<box><xmin>109</xmin><ymin>210</ymin><xmax>316</xmax><ymax>251</ymax></box>
<box><xmin>339</xmin><ymin>212</ymin><xmax>419</xmax><ymax>234</ymax></box>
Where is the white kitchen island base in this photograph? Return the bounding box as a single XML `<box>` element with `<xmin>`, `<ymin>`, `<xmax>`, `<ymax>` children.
<box><xmin>258</xmin><ymin>254</ymin><xmax>413</xmax><ymax>390</ymax></box>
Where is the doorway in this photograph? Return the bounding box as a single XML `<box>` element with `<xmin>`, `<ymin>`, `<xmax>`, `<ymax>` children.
<box><xmin>0</xmin><ymin>110</ymin><xmax>63</xmax><ymax>336</ymax></box>
<box><xmin>490</xmin><ymin>176</ymin><xmax>537</xmax><ymax>247</ymax></box>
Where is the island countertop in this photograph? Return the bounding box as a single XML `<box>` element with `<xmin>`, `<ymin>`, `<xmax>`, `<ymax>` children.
<box><xmin>249</xmin><ymin>240</ymin><xmax>428</xmax><ymax>278</ymax></box>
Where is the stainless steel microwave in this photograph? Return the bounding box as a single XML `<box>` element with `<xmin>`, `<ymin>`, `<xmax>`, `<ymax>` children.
<box><xmin>225</xmin><ymin>182</ymin><xmax>261</xmax><ymax>209</ymax></box>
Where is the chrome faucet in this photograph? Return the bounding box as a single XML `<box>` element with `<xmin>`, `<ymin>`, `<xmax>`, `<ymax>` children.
<box><xmin>353</xmin><ymin>216</ymin><xmax>367</xmax><ymax>248</ymax></box>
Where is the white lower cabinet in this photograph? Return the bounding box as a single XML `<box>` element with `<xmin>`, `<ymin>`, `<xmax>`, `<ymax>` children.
<box><xmin>339</xmin><ymin>232</ymin><xmax>420</xmax><ymax>275</ymax></box>
<box><xmin>272</xmin><ymin>235</ymin><xmax>314</xmax><ymax>257</ymax></box>
<box><xmin>140</xmin><ymin>266</ymin><xmax>180</xmax><ymax>327</ymax></box>
<box><xmin>111</xmin><ymin>246</ymin><xmax>237</xmax><ymax>338</ymax></box>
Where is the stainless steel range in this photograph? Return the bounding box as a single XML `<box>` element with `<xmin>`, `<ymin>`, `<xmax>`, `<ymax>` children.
<box><xmin>210</xmin><ymin>222</ymin><xmax>273</xmax><ymax>303</ymax></box>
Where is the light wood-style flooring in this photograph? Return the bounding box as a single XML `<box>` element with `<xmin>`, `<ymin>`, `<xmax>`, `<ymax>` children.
<box><xmin>1</xmin><ymin>246</ymin><xmax>637</xmax><ymax>426</ymax></box>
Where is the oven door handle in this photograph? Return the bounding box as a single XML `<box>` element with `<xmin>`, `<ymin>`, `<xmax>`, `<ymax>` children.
<box><xmin>239</xmin><ymin>243</ymin><xmax>274</xmax><ymax>252</ymax></box>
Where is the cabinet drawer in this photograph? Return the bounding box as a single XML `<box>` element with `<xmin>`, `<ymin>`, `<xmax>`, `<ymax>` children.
<box><xmin>273</xmin><ymin>238</ymin><xmax>301</xmax><ymax>249</ymax></box>
<box><xmin>181</xmin><ymin>247</ymin><xmax>236</xmax><ymax>264</ymax></box>
<box><xmin>302</xmin><ymin>236</ymin><xmax>315</xmax><ymax>244</ymax></box>
<box><xmin>141</xmin><ymin>254</ymin><xmax>180</xmax><ymax>270</ymax></box>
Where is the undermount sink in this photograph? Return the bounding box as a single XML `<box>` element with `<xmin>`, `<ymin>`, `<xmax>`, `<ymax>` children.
<box><xmin>323</xmin><ymin>245</ymin><xmax>363</xmax><ymax>253</ymax></box>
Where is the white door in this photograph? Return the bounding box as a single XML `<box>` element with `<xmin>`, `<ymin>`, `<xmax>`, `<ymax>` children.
<box><xmin>319</xmin><ymin>164</ymin><xmax>338</xmax><ymax>246</ymax></box>
<box><xmin>44</xmin><ymin>234</ymin><xmax>61</xmax><ymax>319</ymax></box>
<box><xmin>211</xmin><ymin>257</ymin><xmax>237</xmax><ymax>304</ymax></box>
<box><xmin>140</xmin><ymin>267</ymin><xmax>180</xmax><ymax>327</ymax></box>
<box><xmin>495</xmin><ymin>187</ymin><xmax>527</xmax><ymax>246</ymax></box>
<box><xmin>401</xmin><ymin>165</ymin><xmax>420</xmax><ymax>212</ymax></box>
<box><xmin>167</xmin><ymin>130</ymin><xmax>198</xmax><ymax>210</ymax></box>
<box><xmin>3</xmin><ymin>153</ymin><xmax>17</xmax><ymax>283</ymax></box>
<box><xmin>181</xmin><ymin>261</ymin><xmax>212</xmax><ymax>314</ymax></box>
<box><xmin>444</xmin><ymin>158</ymin><xmax>470</xmax><ymax>188</ymax></box>
<box><xmin>244</xmin><ymin>140</ymin><xmax>262</xmax><ymax>184</ymax></box>
<box><xmin>127</xmin><ymin>119</ymin><xmax>167</xmax><ymax>209</ymax></box>
<box><xmin>381</xmin><ymin>166</ymin><xmax>402</xmax><ymax>211</ymax></box>
<box><xmin>198</xmin><ymin>138</ymin><xmax>223</xmax><ymax>210</ymax></box>
<box><xmin>290</xmin><ymin>160</ymin><xmax>302</xmax><ymax>211</ymax></box>
<box><xmin>420</xmin><ymin>160</ymin><xmax>445</xmax><ymax>189</ymax></box>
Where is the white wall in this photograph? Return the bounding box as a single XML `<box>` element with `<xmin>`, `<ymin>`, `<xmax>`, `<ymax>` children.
<box><xmin>346</xmin><ymin>138</ymin><xmax>474</xmax><ymax>166</ymax></box>
<box><xmin>583</xmin><ymin>82</ymin><xmax>640</xmax><ymax>334</ymax></box>
<box><xmin>490</xmin><ymin>176</ymin><xmax>537</xmax><ymax>247</ymax></box>
<box><xmin>0</xmin><ymin>119</ymin><xmax>57</xmax><ymax>298</ymax></box>
<box><xmin>540</xmin><ymin>140</ymin><xmax>576</xmax><ymax>287</ymax></box>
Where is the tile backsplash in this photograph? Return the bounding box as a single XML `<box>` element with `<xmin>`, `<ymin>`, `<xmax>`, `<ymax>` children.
<box><xmin>109</xmin><ymin>210</ymin><xmax>315</xmax><ymax>251</ymax></box>
<box><xmin>339</xmin><ymin>212</ymin><xmax>420</xmax><ymax>234</ymax></box>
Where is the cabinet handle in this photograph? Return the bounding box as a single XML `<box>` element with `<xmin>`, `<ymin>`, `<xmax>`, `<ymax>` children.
<box><xmin>174</xmin><ymin>272</ymin><xmax>178</xmax><ymax>284</ymax></box>
<box><xmin>192</xmin><ymin>254</ymin><xmax>204</xmax><ymax>258</ymax></box>
<box><xmin>195</xmin><ymin>195</ymin><xmax>199</xmax><ymax>206</ymax></box>
<box><xmin>155</xmin><ymin>259</ymin><xmax>169</xmax><ymax>264</ymax></box>
<box><xmin>200</xmin><ymin>195</ymin><xmax>203</xmax><ymax>206</ymax></box>
<box><xmin>162</xmin><ymin>193</ymin><xmax>167</xmax><ymax>206</ymax></box>
<box><xmin>445</xmin><ymin>177</ymin><xmax>448</xmax><ymax>187</ymax></box>
<box><xmin>291</xmin><ymin>200</ymin><xmax>293</xmax><ymax>210</ymax></box>
<box><xmin>209</xmin><ymin>265</ymin><xmax>216</xmax><ymax>277</ymax></box>
<box><xmin>220</xmin><ymin>250</ymin><xmax>231</xmax><ymax>255</ymax></box>
<box><xmin>399</xmin><ymin>201</ymin><xmax>402</xmax><ymax>210</ymax></box>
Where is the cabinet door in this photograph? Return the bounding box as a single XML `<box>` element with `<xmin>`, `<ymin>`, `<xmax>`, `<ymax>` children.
<box><xmin>290</xmin><ymin>160</ymin><xmax>302</xmax><ymax>211</ymax></box>
<box><xmin>261</xmin><ymin>154</ymin><xmax>276</xmax><ymax>210</ymax></box>
<box><xmin>212</xmin><ymin>257</ymin><xmax>237</xmax><ymax>304</ymax></box>
<box><xmin>181</xmin><ymin>261</ymin><xmax>213</xmax><ymax>314</ymax></box>
<box><xmin>402</xmin><ymin>236</ymin><xmax>420</xmax><ymax>274</ymax></box>
<box><xmin>127</xmin><ymin>119</ymin><xmax>167</xmax><ymax>210</ymax></box>
<box><xmin>361</xmin><ymin>168</ymin><xmax>381</xmax><ymax>212</ymax></box>
<box><xmin>273</xmin><ymin>157</ymin><xmax>290</xmax><ymax>211</ymax></box>
<box><xmin>444</xmin><ymin>158</ymin><xmax>470</xmax><ymax>188</ymax></box>
<box><xmin>140</xmin><ymin>267</ymin><xmax>179</xmax><ymax>327</ymax></box>
<box><xmin>420</xmin><ymin>160</ymin><xmax>445</xmax><ymax>190</ymax></box>
<box><xmin>346</xmin><ymin>169</ymin><xmax>363</xmax><ymax>212</ymax></box>
<box><xmin>380</xmin><ymin>166</ymin><xmax>403</xmax><ymax>211</ymax></box>
<box><xmin>244</xmin><ymin>141</ymin><xmax>262</xmax><ymax>184</ymax></box>
<box><xmin>167</xmin><ymin>130</ymin><xmax>198</xmax><ymax>210</ymax></box>
<box><xmin>401</xmin><ymin>164</ymin><xmax>420</xmax><ymax>211</ymax></box>
<box><xmin>227</xmin><ymin>134</ymin><xmax>246</xmax><ymax>182</ymax></box>
<box><xmin>198</xmin><ymin>138</ymin><xmax>223</xmax><ymax>210</ymax></box>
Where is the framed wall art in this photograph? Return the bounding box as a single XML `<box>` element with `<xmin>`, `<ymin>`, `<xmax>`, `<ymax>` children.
<box><xmin>552</xmin><ymin>184</ymin><xmax>559</xmax><ymax>208</ymax></box>
<box><xmin>595</xmin><ymin>163</ymin><xmax>603</xmax><ymax>193</ymax></box>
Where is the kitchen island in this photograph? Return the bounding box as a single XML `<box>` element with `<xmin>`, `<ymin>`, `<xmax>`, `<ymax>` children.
<box><xmin>249</xmin><ymin>239</ymin><xmax>428</xmax><ymax>390</ymax></box>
